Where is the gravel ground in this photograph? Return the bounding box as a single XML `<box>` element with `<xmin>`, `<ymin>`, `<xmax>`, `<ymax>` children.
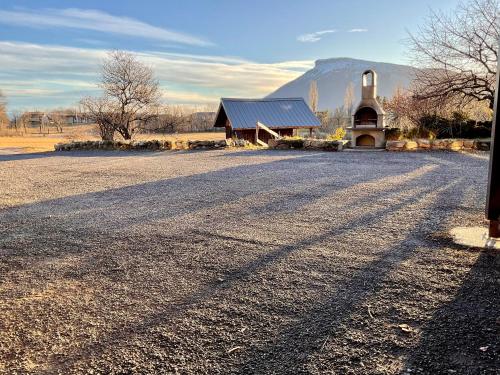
<box><xmin>0</xmin><ymin>149</ymin><xmax>498</xmax><ymax>374</ymax></box>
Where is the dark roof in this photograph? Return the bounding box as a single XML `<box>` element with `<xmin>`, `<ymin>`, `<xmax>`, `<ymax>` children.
<box><xmin>214</xmin><ymin>98</ymin><xmax>321</xmax><ymax>129</ymax></box>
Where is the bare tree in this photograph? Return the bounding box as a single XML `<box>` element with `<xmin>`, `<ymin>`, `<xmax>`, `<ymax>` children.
<box><xmin>386</xmin><ymin>85</ymin><xmax>493</xmax><ymax>131</ymax></box>
<box><xmin>48</xmin><ymin>111</ymin><xmax>66</xmax><ymax>133</ymax></box>
<box><xmin>331</xmin><ymin>107</ymin><xmax>347</xmax><ymax>128</ymax></box>
<box><xmin>343</xmin><ymin>82</ymin><xmax>355</xmax><ymax>119</ymax></box>
<box><xmin>10</xmin><ymin>111</ymin><xmax>29</xmax><ymax>134</ymax></box>
<box><xmin>309</xmin><ymin>80</ymin><xmax>319</xmax><ymax>113</ymax></box>
<box><xmin>81</xmin><ymin>96</ymin><xmax>118</xmax><ymax>141</ymax></box>
<box><xmin>81</xmin><ymin>51</ymin><xmax>161</xmax><ymax>140</ymax></box>
<box><xmin>10</xmin><ymin>111</ymin><xmax>19</xmax><ymax>132</ymax></box>
<box><xmin>161</xmin><ymin>105</ymin><xmax>190</xmax><ymax>133</ymax></box>
<box><xmin>408</xmin><ymin>0</ymin><xmax>499</xmax><ymax>108</ymax></box>
<box><xmin>0</xmin><ymin>90</ymin><xmax>8</xmax><ymax>128</ymax></box>
<box><xmin>189</xmin><ymin>105</ymin><xmax>217</xmax><ymax>132</ymax></box>
<box><xmin>384</xmin><ymin>88</ymin><xmax>424</xmax><ymax>131</ymax></box>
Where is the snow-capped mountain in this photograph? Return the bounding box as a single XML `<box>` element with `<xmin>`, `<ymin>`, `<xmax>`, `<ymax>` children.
<box><xmin>267</xmin><ymin>58</ymin><xmax>418</xmax><ymax>111</ymax></box>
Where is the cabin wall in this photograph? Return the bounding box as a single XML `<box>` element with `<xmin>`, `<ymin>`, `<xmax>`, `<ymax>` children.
<box><xmin>225</xmin><ymin>119</ymin><xmax>232</xmax><ymax>139</ymax></box>
<box><xmin>231</xmin><ymin>128</ymin><xmax>295</xmax><ymax>144</ymax></box>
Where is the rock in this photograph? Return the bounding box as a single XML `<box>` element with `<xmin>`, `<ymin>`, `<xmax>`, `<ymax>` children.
<box><xmin>214</xmin><ymin>140</ymin><xmax>227</xmax><ymax>148</ymax></box>
<box><xmin>474</xmin><ymin>140</ymin><xmax>491</xmax><ymax>151</ymax></box>
<box><xmin>404</xmin><ymin>141</ymin><xmax>418</xmax><ymax>150</ymax></box>
<box><xmin>447</xmin><ymin>139</ymin><xmax>464</xmax><ymax>151</ymax></box>
<box><xmin>268</xmin><ymin>139</ymin><xmax>278</xmax><ymax>148</ymax></box>
<box><xmin>275</xmin><ymin>142</ymin><xmax>291</xmax><ymax>150</ymax></box>
<box><xmin>188</xmin><ymin>140</ymin><xmax>227</xmax><ymax>150</ymax></box>
<box><xmin>284</xmin><ymin>139</ymin><xmax>304</xmax><ymax>149</ymax></box>
<box><xmin>386</xmin><ymin>140</ymin><xmax>406</xmax><ymax>151</ymax></box>
<box><xmin>432</xmin><ymin>139</ymin><xmax>449</xmax><ymax>150</ymax></box>
<box><xmin>463</xmin><ymin>140</ymin><xmax>475</xmax><ymax>149</ymax></box>
<box><xmin>162</xmin><ymin>141</ymin><xmax>172</xmax><ymax>150</ymax></box>
<box><xmin>416</xmin><ymin>139</ymin><xmax>431</xmax><ymax>149</ymax></box>
<box><xmin>227</xmin><ymin>139</ymin><xmax>249</xmax><ymax>147</ymax></box>
<box><xmin>269</xmin><ymin>138</ymin><xmax>342</xmax><ymax>151</ymax></box>
<box><xmin>175</xmin><ymin>140</ymin><xmax>187</xmax><ymax>150</ymax></box>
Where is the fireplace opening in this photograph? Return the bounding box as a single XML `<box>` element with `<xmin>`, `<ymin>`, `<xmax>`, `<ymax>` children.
<box><xmin>354</xmin><ymin>107</ymin><xmax>378</xmax><ymax>126</ymax></box>
<box><xmin>356</xmin><ymin>134</ymin><xmax>375</xmax><ymax>147</ymax></box>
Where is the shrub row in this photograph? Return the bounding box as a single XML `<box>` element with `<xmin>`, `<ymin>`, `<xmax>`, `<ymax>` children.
<box><xmin>386</xmin><ymin>139</ymin><xmax>491</xmax><ymax>152</ymax></box>
<box><xmin>268</xmin><ymin>138</ymin><xmax>345</xmax><ymax>151</ymax></box>
<box><xmin>418</xmin><ymin>114</ymin><xmax>492</xmax><ymax>139</ymax></box>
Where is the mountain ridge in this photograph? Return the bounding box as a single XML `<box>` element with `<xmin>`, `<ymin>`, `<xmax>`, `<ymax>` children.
<box><xmin>267</xmin><ymin>57</ymin><xmax>418</xmax><ymax>111</ymax></box>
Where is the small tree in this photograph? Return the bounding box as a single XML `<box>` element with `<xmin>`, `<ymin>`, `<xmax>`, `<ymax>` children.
<box><xmin>0</xmin><ymin>90</ymin><xmax>8</xmax><ymax>129</ymax></box>
<box><xmin>309</xmin><ymin>80</ymin><xmax>319</xmax><ymax>113</ymax></box>
<box><xmin>81</xmin><ymin>96</ymin><xmax>118</xmax><ymax>141</ymax></box>
<box><xmin>48</xmin><ymin>111</ymin><xmax>66</xmax><ymax>133</ymax></box>
<box><xmin>10</xmin><ymin>111</ymin><xmax>24</xmax><ymax>133</ymax></box>
<box><xmin>317</xmin><ymin>110</ymin><xmax>333</xmax><ymax>132</ymax></box>
<box><xmin>331</xmin><ymin>107</ymin><xmax>348</xmax><ymax>129</ymax></box>
<box><xmin>343</xmin><ymin>82</ymin><xmax>355</xmax><ymax>119</ymax></box>
<box><xmin>408</xmin><ymin>0</ymin><xmax>499</xmax><ymax>109</ymax></box>
<box><xmin>81</xmin><ymin>51</ymin><xmax>161</xmax><ymax>140</ymax></box>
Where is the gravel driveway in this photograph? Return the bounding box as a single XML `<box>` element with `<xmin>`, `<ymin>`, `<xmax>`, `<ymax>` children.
<box><xmin>0</xmin><ymin>149</ymin><xmax>498</xmax><ymax>374</ymax></box>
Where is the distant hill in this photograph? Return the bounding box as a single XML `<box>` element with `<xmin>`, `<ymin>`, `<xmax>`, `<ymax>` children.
<box><xmin>267</xmin><ymin>58</ymin><xmax>418</xmax><ymax>111</ymax></box>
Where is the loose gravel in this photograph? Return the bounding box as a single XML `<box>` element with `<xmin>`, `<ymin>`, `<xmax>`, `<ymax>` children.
<box><xmin>0</xmin><ymin>149</ymin><xmax>498</xmax><ymax>374</ymax></box>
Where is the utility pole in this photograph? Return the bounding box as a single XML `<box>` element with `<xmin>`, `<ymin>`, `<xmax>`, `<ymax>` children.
<box><xmin>487</xmin><ymin>58</ymin><xmax>500</xmax><ymax>238</ymax></box>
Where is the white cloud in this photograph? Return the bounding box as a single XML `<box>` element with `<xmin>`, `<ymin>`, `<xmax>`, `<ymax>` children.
<box><xmin>0</xmin><ymin>41</ymin><xmax>314</xmax><ymax>110</ymax></box>
<box><xmin>74</xmin><ymin>38</ymin><xmax>108</xmax><ymax>46</ymax></box>
<box><xmin>297</xmin><ymin>30</ymin><xmax>336</xmax><ymax>43</ymax></box>
<box><xmin>161</xmin><ymin>90</ymin><xmax>218</xmax><ymax>105</ymax></box>
<box><xmin>0</xmin><ymin>8</ymin><xmax>212</xmax><ymax>46</ymax></box>
<box><xmin>6</xmin><ymin>88</ymin><xmax>63</xmax><ymax>97</ymax></box>
<box><xmin>348</xmin><ymin>28</ymin><xmax>368</xmax><ymax>33</ymax></box>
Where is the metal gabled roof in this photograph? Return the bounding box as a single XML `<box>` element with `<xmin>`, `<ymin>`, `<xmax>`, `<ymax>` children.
<box><xmin>214</xmin><ymin>98</ymin><xmax>321</xmax><ymax>129</ymax></box>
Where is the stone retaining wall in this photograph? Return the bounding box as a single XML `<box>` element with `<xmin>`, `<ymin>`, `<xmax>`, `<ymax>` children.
<box><xmin>54</xmin><ymin>139</ymin><xmax>252</xmax><ymax>152</ymax></box>
<box><xmin>268</xmin><ymin>139</ymin><xmax>344</xmax><ymax>151</ymax></box>
<box><xmin>55</xmin><ymin>138</ymin><xmax>489</xmax><ymax>153</ymax></box>
<box><xmin>386</xmin><ymin>139</ymin><xmax>491</xmax><ymax>152</ymax></box>
<box><xmin>55</xmin><ymin>140</ymin><xmax>173</xmax><ymax>151</ymax></box>
<box><xmin>188</xmin><ymin>140</ymin><xmax>228</xmax><ymax>150</ymax></box>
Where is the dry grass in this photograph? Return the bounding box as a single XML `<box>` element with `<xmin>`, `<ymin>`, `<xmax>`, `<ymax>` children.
<box><xmin>0</xmin><ymin>136</ymin><xmax>69</xmax><ymax>153</ymax></box>
<box><xmin>0</xmin><ymin>124</ymin><xmax>224</xmax><ymax>153</ymax></box>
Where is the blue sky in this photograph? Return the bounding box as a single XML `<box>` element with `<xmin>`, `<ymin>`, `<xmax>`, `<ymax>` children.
<box><xmin>0</xmin><ymin>0</ymin><xmax>461</xmax><ymax>111</ymax></box>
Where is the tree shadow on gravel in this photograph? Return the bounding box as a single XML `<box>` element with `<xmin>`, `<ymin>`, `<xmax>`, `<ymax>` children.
<box><xmin>402</xmin><ymin>248</ymin><xmax>500</xmax><ymax>374</ymax></box>
<box><xmin>0</xmin><ymin>151</ymin><xmax>437</xmax><ymax>236</ymax></box>
<box><xmin>1</xmin><ymin>151</ymin><xmax>488</xmax><ymax>373</ymax></box>
<box><xmin>233</xmin><ymin>174</ymin><xmax>469</xmax><ymax>374</ymax></box>
<box><xmin>48</xmin><ymin>165</ymin><xmax>455</xmax><ymax>372</ymax></box>
<box><xmin>0</xmin><ymin>150</ymin><xmax>176</xmax><ymax>162</ymax></box>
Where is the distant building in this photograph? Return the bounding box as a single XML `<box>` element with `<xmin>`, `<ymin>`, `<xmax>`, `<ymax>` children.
<box><xmin>213</xmin><ymin>98</ymin><xmax>320</xmax><ymax>144</ymax></box>
<box><xmin>22</xmin><ymin>111</ymin><xmax>91</xmax><ymax>127</ymax></box>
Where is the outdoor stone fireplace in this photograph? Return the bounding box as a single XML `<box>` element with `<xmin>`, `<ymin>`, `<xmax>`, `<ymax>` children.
<box><xmin>349</xmin><ymin>70</ymin><xmax>387</xmax><ymax>148</ymax></box>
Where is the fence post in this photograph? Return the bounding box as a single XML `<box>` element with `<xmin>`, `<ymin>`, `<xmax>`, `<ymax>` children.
<box><xmin>487</xmin><ymin>54</ymin><xmax>500</xmax><ymax>238</ymax></box>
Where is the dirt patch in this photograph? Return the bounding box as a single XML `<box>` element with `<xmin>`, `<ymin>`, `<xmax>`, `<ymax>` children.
<box><xmin>0</xmin><ymin>150</ymin><xmax>497</xmax><ymax>374</ymax></box>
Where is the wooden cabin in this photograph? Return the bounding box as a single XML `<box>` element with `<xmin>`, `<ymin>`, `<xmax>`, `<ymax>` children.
<box><xmin>213</xmin><ymin>98</ymin><xmax>321</xmax><ymax>144</ymax></box>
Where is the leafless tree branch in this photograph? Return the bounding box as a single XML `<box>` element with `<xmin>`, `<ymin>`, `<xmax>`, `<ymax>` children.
<box><xmin>408</xmin><ymin>0</ymin><xmax>499</xmax><ymax>109</ymax></box>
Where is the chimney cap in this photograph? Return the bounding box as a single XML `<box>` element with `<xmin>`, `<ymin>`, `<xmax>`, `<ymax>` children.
<box><xmin>362</xmin><ymin>70</ymin><xmax>377</xmax><ymax>87</ymax></box>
